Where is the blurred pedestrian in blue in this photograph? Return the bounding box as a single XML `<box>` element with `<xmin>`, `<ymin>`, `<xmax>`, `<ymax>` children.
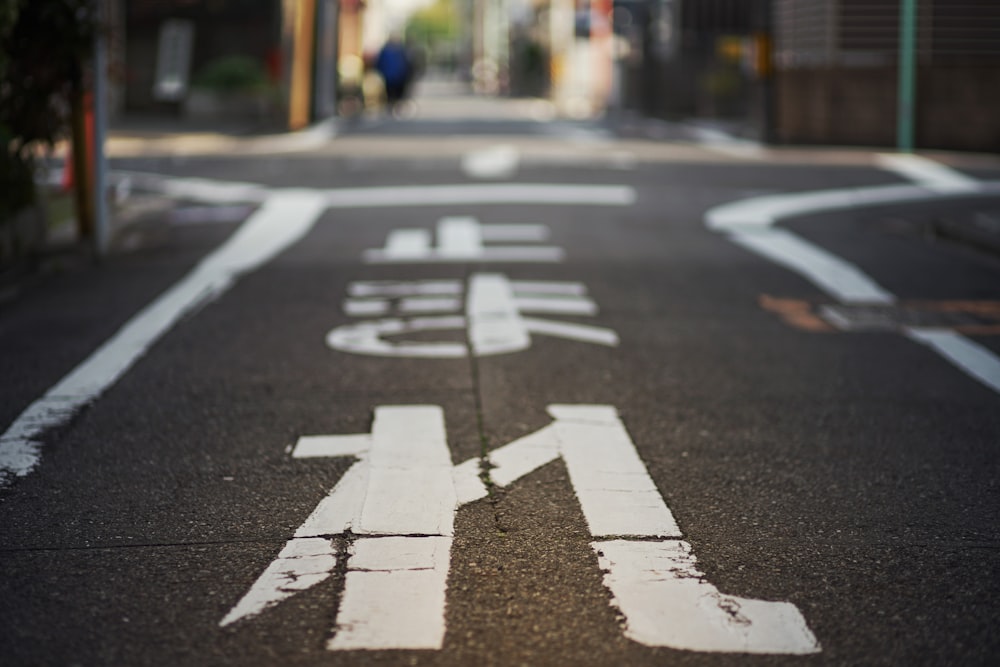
<box><xmin>375</xmin><ymin>35</ymin><xmax>412</xmax><ymax>113</ymax></box>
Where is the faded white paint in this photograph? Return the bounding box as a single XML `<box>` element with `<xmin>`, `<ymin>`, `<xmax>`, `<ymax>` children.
<box><xmin>223</xmin><ymin>405</ymin><xmax>818</xmax><ymax>654</ymax></box>
<box><xmin>594</xmin><ymin>540</ymin><xmax>820</xmax><ymax>654</ymax></box>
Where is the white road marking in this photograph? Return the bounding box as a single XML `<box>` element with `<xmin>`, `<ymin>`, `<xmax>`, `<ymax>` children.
<box><xmin>123</xmin><ymin>173</ymin><xmax>636</xmax><ymax>209</ymax></box>
<box><xmin>522</xmin><ymin>317</ymin><xmax>621</xmax><ymax>347</ymax></box>
<box><xmin>731</xmin><ymin>228</ymin><xmax>895</xmax><ymax>304</ymax></box>
<box><xmin>0</xmin><ymin>191</ymin><xmax>328</xmax><ymax>487</ymax></box>
<box><xmin>905</xmin><ymin>328</ymin><xmax>1000</xmax><ymax>393</ymax></box>
<box><xmin>467</xmin><ymin>273</ymin><xmax>532</xmax><ymax>356</ymax></box>
<box><xmin>348</xmin><ymin>280</ymin><xmax>463</xmax><ymax>298</ymax></box>
<box><xmin>438</xmin><ymin>216</ymin><xmax>483</xmax><ymax>256</ymax></box>
<box><xmin>398</xmin><ymin>296</ymin><xmax>463</xmax><ymax>314</ymax></box>
<box><xmin>328</xmin><ymin>274</ymin><xmax>618</xmax><ymax>358</ymax></box>
<box><xmin>875</xmin><ymin>153</ymin><xmax>980</xmax><ymax>193</ymax></box>
<box><xmin>594</xmin><ymin>540</ymin><xmax>820</xmax><ymax>654</ymax></box>
<box><xmin>549</xmin><ymin>405</ymin><xmax>680</xmax><ymax>538</ymax></box>
<box><xmin>364</xmin><ymin>217</ymin><xmax>564</xmax><ymax>264</ymax></box>
<box><xmin>689</xmin><ymin>126</ymin><xmax>765</xmax><ymax>160</ymax></box>
<box><xmin>343</xmin><ymin>299</ymin><xmax>390</xmax><ymax>316</ymax></box>
<box><xmin>224</xmin><ymin>405</ymin><xmax>819</xmax><ymax>654</ymax></box>
<box><xmin>706</xmin><ymin>168</ymin><xmax>1000</xmax><ymax>395</ymax></box>
<box><xmin>329</xmin><ymin>536</ymin><xmax>452</xmax><ymax>650</ymax></box>
<box><xmin>514</xmin><ymin>296</ymin><xmax>597</xmax><ymax>315</ymax></box>
<box><xmin>219</xmin><ymin>537</ymin><xmax>337</xmax><ymax>628</ymax></box>
<box><xmin>327</xmin><ymin>316</ymin><xmax>470</xmax><ymax>358</ymax></box>
<box><xmin>479</xmin><ymin>224</ymin><xmax>550</xmax><ymax>242</ymax></box>
<box><xmin>325</xmin><ymin>183</ymin><xmax>636</xmax><ymax>208</ymax></box>
<box><xmin>462</xmin><ymin>145</ymin><xmax>520</xmax><ymax>179</ymax></box>
<box><xmin>359</xmin><ymin>406</ymin><xmax>456</xmax><ymax>536</ymax></box>
<box><xmin>292</xmin><ymin>434</ymin><xmax>371</xmax><ymax>459</ymax></box>
<box><xmin>384</xmin><ymin>229</ymin><xmax>432</xmax><ymax>258</ymax></box>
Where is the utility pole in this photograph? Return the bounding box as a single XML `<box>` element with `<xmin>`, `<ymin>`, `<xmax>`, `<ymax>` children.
<box><xmin>897</xmin><ymin>0</ymin><xmax>917</xmax><ymax>152</ymax></box>
<box><xmin>92</xmin><ymin>0</ymin><xmax>110</xmax><ymax>258</ymax></box>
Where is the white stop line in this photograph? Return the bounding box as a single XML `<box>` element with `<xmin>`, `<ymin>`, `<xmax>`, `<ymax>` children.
<box><xmin>221</xmin><ymin>405</ymin><xmax>820</xmax><ymax>655</ymax></box>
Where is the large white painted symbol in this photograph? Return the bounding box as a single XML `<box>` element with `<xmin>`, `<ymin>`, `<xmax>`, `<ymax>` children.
<box><xmin>221</xmin><ymin>405</ymin><xmax>820</xmax><ymax>655</ymax></box>
<box><xmin>327</xmin><ymin>273</ymin><xmax>619</xmax><ymax>358</ymax></box>
<box><xmin>364</xmin><ymin>216</ymin><xmax>564</xmax><ymax>263</ymax></box>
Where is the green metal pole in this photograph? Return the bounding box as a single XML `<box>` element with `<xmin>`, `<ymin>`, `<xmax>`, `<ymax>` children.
<box><xmin>897</xmin><ymin>0</ymin><xmax>917</xmax><ymax>152</ymax></box>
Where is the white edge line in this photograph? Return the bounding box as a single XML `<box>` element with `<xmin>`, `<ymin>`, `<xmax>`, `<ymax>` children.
<box><xmin>0</xmin><ymin>191</ymin><xmax>327</xmax><ymax>487</ymax></box>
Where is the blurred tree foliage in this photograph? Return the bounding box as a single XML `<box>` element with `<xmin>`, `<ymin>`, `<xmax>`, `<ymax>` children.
<box><xmin>1</xmin><ymin>0</ymin><xmax>98</xmax><ymax>223</ymax></box>
<box><xmin>406</xmin><ymin>0</ymin><xmax>458</xmax><ymax>54</ymax></box>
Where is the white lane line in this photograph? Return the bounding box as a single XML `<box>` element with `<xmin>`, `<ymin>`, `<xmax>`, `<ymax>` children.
<box><xmin>461</xmin><ymin>145</ymin><xmax>520</xmax><ymax>179</ymax></box>
<box><xmin>325</xmin><ymin>183</ymin><xmax>636</xmax><ymax>208</ymax></box>
<box><xmin>875</xmin><ymin>153</ymin><xmax>980</xmax><ymax>193</ymax></box>
<box><xmin>905</xmin><ymin>328</ymin><xmax>1000</xmax><ymax>393</ymax></box>
<box><xmin>594</xmin><ymin>540</ymin><xmax>820</xmax><ymax>654</ymax></box>
<box><xmin>706</xmin><ymin>169</ymin><xmax>1000</xmax><ymax>395</ymax></box>
<box><xmin>358</xmin><ymin>406</ymin><xmax>456</xmax><ymax>536</ymax></box>
<box><xmin>329</xmin><ymin>536</ymin><xmax>452</xmax><ymax>650</ymax></box>
<box><xmin>0</xmin><ymin>191</ymin><xmax>328</xmax><ymax>488</ymax></box>
<box><xmin>730</xmin><ymin>228</ymin><xmax>895</xmax><ymax>304</ymax></box>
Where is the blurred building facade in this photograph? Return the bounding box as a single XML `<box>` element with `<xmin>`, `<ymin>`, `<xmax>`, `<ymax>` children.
<box><xmin>772</xmin><ymin>0</ymin><xmax>1000</xmax><ymax>151</ymax></box>
<box><xmin>118</xmin><ymin>0</ymin><xmax>345</xmax><ymax>130</ymax></box>
<box><xmin>609</xmin><ymin>0</ymin><xmax>1000</xmax><ymax>151</ymax></box>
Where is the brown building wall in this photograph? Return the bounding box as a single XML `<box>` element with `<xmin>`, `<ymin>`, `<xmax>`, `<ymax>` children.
<box><xmin>773</xmin><ymin>0</ymin><xmax>1000</xmax><ymax>152</ymax></box>
<box><xmin>776</xmin><ymin>64</ymin><xmax>1000</xmax><ymax>152</ymax></box>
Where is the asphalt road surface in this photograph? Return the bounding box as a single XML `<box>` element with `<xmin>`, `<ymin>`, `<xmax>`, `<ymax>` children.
<box><xmin>3</xmin><ymin>84</ymin><xmax>1000</xmax><ymax>666</ymax></box>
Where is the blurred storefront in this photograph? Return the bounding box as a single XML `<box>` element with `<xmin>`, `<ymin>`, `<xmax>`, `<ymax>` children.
<box><xmin>120</xmin><ymin>0</ymin><xmax>343</xmax><ymax>130</ymax></box>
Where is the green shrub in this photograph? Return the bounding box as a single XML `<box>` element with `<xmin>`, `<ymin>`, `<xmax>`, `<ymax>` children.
<box><xmin>193</xmin><ymin>56</ymin><xmax>269</xmax><ymax>93</ymax></box>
